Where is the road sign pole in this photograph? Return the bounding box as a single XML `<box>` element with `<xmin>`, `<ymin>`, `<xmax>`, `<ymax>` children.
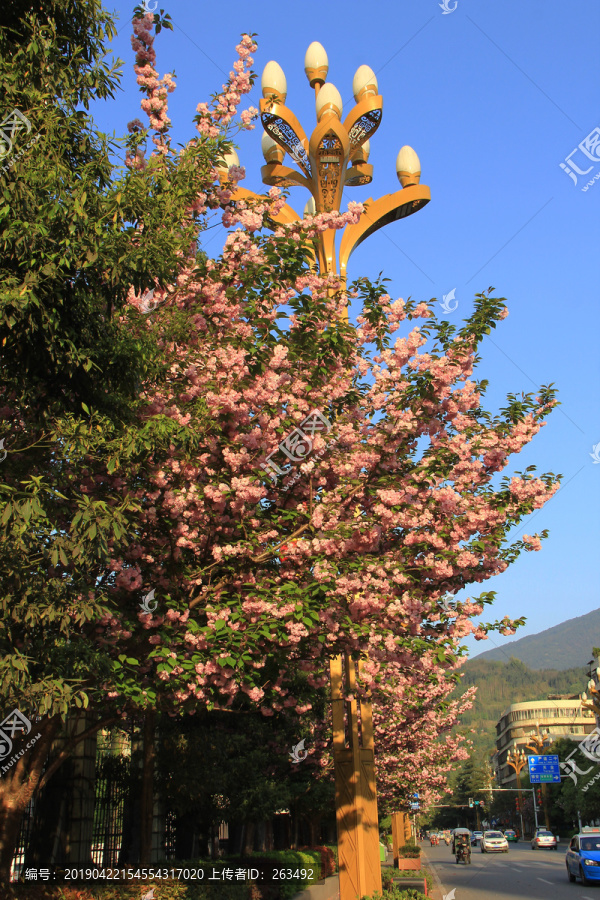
<box><xmin>532</xmin><ymin>788</ymin><xmax>539</xmax><ymax>831</ymax></box>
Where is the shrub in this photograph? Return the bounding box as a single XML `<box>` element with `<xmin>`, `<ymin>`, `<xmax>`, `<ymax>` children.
<box><xmin>363</xmin><ymin>889</ymin><xmax>427</xmax><ymax>900</ymax></box>
<box><xmin>251</xmin><ymin>850</ymin><xmax>321</xmax><ymax>900</ymax></box>
<box><xmin>302</xmin><ymin>845</ymin><xmax>335</xmax><ymax>878</ymax></box>
<box><xmin>397</xmin><ymin>842</ymin><xmax>421</xmax><ymax>858</ymax></box>
<box><xmin>381</xmin><ymin>867</ymin><xmax>395</xmax><ymax>890</ymax></box>
<box><xmin>323</xmin><ymin>843</ymin><xmax>338</xmax><ymax>872</ymax></box>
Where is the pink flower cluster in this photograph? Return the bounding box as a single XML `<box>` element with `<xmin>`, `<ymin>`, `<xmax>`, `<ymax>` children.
<box><xmin>195</xmin><ymin>35</ymin><xmax>258</xmax><ymax>139</ymax></box>
<box><xmin>129</xmin><ymin>13</ymin><xmax>177</xmax><ymax>158</ymax></box>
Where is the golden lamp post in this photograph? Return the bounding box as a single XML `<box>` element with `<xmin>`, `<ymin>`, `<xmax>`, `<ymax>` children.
<box><xmin>506</xmin><ymin>749</ymin><xmax>527</xmax><ymax>838</ymax></box>
<box><xmin>525</xmin><ymin>725</ymin><xmax>552</xmax><ymax>831</ymax></box>
<box><xmin>222</xmin><ymin>42</ymin><xmax>431</xmax><ymax>900</ymax></box>
<box><xmin>222</xmin><ymin>40</ymin><xmax>430</xmax><ymax>296</ymax></box>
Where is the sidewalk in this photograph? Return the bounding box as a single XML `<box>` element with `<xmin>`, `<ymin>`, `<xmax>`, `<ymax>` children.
<box><xmin>292</xmin><ymin>873</ymin><xmax>339</xmax><ymax>900</ymax></box>
<box><xmin>293</xmin><ymin>851</ymin><xmax>438</xmax><ymax>900</ymax></box>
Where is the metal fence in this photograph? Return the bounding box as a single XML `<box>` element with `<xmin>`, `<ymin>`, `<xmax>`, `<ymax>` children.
<box><xmin>91</xmin><ymin>753</ymin><xmax>131</xmax><ymax>866</ymax></box>
<box><xmin>11</xmin><ymin>724</ymin><xmax>195</xmax><ymax>877</ymax></box>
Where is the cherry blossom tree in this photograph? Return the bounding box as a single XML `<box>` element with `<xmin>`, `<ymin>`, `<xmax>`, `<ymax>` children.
<box><xmin>0</xmin><ymin>7</ymin><xmax>561</xmax><ymax>876</ymax></box>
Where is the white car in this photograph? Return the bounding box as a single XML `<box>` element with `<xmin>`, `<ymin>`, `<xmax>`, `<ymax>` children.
<box><xmin>481</xmin><ymin>830</ymin><xmax>509</xmax><ymax>853</ymax></box>
<box><xmin>531</xmin><ymin>830</ymin><xmax>557</xmax><ymax>850</ymax></box>
<box><xmin>471</xmin><ymin>830</ymin><xmax>483</xmax><ymax>845</ymax></box>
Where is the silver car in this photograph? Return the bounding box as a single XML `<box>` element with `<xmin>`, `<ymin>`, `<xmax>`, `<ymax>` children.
<box><xmin>481</xmin><ymin>830</ymin><xmax>509</xmax><ymax>853</ymax></box>
<box><xmin>531</xmin><ymin>830</ymin><xmax>557</xmax><ymax>850</ymax></box>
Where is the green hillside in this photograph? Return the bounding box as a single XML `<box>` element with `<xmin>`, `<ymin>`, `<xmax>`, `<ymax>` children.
<box><xmin>470</xmin><ymin>607</ymin><xmax>600</xmax><ymax>670</ymax></box>
<box><xmin>455</xmin><ymin>657</ymin><xmax>588</xmax><ymax>755</ymax></box>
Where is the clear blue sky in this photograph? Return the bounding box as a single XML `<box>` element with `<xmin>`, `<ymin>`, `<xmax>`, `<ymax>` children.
<box><xmin>92</xmin><ymin>0</ymin><xmax>600</xmax><ymax>663</ymax></box>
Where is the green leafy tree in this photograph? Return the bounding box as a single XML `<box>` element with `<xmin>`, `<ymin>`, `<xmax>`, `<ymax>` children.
<box><xmin>0</xmin><ymin>0</ymin><xmax>230</xmax><ymax>875</ymax></box>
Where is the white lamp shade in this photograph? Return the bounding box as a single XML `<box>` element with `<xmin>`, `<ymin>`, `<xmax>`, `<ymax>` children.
<box><xmin>261</xmin><ymin>132</ymin><xmax>277</xmax><ymax>158</ymax></box>
<box><xmin>352</xmin><ymin>65</ymin><xmax>378</xmax><ymax>102</ymax></box>
<box><xmin>315</xmin><ymin>82</ymin><xmax>343</xmax><ymax>120</ymax></box>
<box><xmin>360</xmin><ymin>139</ymin><xmax>370</xmax><ymax>162</ymax></box>
<box><xmin>396</xmin><ymin>145</ymin><xmax>420</xmax><ymax>176</ymax></box>
<box><xmin>261</xmin><ymin>61</ymin><xmax>287</xmax><ymax>102</ymax></box>
<box><xmin>305</xmin><ymin>41</ymin><xmax>328</xmax><ymax>72</ymax></box>
<box><xmin>396</xmin><ymin>145</ymin><xmax>421</xmax><ymax>186</ymax></box>
<box><xmin>304</xmin><ymin>196</ymin><xmax>316</xmax><ymax>217</ymax></box>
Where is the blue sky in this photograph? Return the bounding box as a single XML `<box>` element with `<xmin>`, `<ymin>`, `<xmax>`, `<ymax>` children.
<box><xmin>92</xmin><ymin>0</ymin><xmax>600</xmax><ymax>663</ymax></box>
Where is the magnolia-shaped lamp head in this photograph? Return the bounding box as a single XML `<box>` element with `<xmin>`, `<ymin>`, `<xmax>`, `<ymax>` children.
<box><xmin>352</xmin><ymin>65</ymin><xmax>378</xmax><ymax>102</ymax></box>
<box><xmin>316</xmin><ymin>82</ymin><xmax>343</xmax><ymax>121</ymax></box>
<box><xmin>261</xmin><ymin>61</ymin><xmax>287</xmax><ymax>104</ymax></box>
<box><xmin>304</xmin><ymin>196</ymin><xmax>316</xmax><ymax>217</ymax></box>
<box><xmin>261</xmin><ymin>131</ymin><xmax>285</xmax><ymax>164</ymax></box>
<box><xmin>396</xmin><ymin>145</ymin><xmax>421</xmax><ymax>187</ymax></box>
<box><xmin>352</xmin><ymin>138</ymin><xmax>370</xmax><ymax>165</ymax></box>
<box><xmin>305</xmin><ymin>41</ymin><xmax>329</xmax><ymax>88</ymax></box>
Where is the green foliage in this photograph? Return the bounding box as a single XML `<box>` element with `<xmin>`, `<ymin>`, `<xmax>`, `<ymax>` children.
<box><xmin>251</xmin><ymin>850</ymin><xmax>321</xmax><ymax>900</ymax></box>
<box><xmin>363</xmin><ymin>888</ymin><xmax>428</xmax><ymax>900</ymax></box>
<box><xmin>397</xmin><ymin>842</ymin><xmax>421</xmax><ymax>858</ymax></box>
<box><xmin>0</xmin><ymin>0</ymin><xmax>223</xmax><ymax>722</ymax></box>
<box><xmin>304</xmin><ymin>845</ymin><xmax>336</xmax><ymax>878</ymax></box>
<box><xmin>549</xmin><ymin>737</ymin><xmax>600</xmax><ymax>829</ymax></box>
<box><xmin>8</xmin><ymin>881</ymin><xmax>247</xmax><ymax>900</ymax></box>
<box><xmin>154</xmin><ymin>707</ymin><xmax>332</xmax><ymax>838</ymax></box>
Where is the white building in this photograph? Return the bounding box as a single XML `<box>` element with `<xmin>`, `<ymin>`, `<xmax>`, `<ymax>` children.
<box><xmin>494</xmin><ymin>695</ymin><xmax>596</xmax><ymax>785</ymax></box>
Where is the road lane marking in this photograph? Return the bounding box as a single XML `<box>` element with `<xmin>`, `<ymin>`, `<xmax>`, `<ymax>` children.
<box><xmin>537</xmin><ymin>878</ymin><xmax>554</xmax><ymax>884</ymax></box>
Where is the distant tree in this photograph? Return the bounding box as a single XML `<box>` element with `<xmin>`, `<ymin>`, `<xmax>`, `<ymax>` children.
<box><xmin>552</xmin><ymin>737</ymin><xmax>600</xmax><ymax>831</ymax></box>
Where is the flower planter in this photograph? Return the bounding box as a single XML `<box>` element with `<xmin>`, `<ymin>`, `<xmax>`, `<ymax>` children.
<box><xmin>395</xmin><ymin>857</ymin><xmax>421</xmax><ymax>870</ymax></box>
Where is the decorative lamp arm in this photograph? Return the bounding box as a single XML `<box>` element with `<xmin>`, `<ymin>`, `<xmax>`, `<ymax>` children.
<box><xmin>338</xmin><ymin>184</ymin><xmax>431</xmax><ymax>278</ymax></box>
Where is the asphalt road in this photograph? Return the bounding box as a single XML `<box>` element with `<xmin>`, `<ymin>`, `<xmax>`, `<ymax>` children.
<box><xmin>421</xmin><ymin>840</ymin><xmax>600</xmax><ymax>900</ymax></box>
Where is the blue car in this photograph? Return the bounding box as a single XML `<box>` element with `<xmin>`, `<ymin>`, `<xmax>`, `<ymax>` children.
<box><xmin>566</xmin><ymin>832</ymin><xmax>600</xmax><ymax>884</ymax></box>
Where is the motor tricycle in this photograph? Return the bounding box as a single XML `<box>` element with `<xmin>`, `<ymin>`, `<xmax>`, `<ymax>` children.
<box><xmin>452</xmin><ymin>829</ymin><xmax>472</xmax><ymax>864</ymax></box>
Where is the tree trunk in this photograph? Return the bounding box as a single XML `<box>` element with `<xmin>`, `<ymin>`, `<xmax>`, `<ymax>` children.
<box><xmin>0</xmin><ymin>715</ymin><xmax>61</xmax><ymax>881</ymax></box>
<box><xmin>243</xmin><ymin>821</ymin><xmax>255</xmax><ymax>855</ymax></box>
<box><xmin>265</xmin><ymin>819</ymin><xmax>273</xmax><ymax>851</ymax></box>
<box><xmin>309</xmin><ymin>815</ymin><xmax>320</xmax><ymax>847</ymax></box>
<box><xmin>139</xmin><ymin>709</ymin><xmax>156</xmax><ymax>865</ymax></box>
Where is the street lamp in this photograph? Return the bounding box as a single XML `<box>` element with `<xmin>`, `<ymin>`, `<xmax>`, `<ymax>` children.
<box><xmin>225</xmin><ymin>45</ymin><xmax>431</xmax><ymax>900</ymax></box>
<box><xmin>525</xmin><ymin>724</ymin><xmax>552</xmax><ymax>831</ymax></box>
<box><xmin>506</xmin><ymin>749</ymin><xmax>527</xmax><ymax>839</ymax></box>
<box><xmin>226</xmin><ymin>42</ymin><xmax>430</xmax><ymax>296</ymax></box>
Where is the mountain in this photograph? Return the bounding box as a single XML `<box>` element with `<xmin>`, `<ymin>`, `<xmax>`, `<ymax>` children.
<box><xmin>469</xmin><ymin>607</ymin><xmax>600</xmax><ymax>671</ymax></box>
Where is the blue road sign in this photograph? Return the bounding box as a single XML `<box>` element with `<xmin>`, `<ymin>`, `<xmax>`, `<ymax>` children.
<box><xmin>412</xmin><ymin>793</ymin><xmax>419</xmax><ymax>799</ymax></box>
<box><xmin>410</xmin><ymin>802</ymin><xmax>420</xmax><ymax>809</ymax></box>
<box><xmin>528</xmin><ymin>754</ymin><xmax>561</xmax><ymax>783</ymax></box>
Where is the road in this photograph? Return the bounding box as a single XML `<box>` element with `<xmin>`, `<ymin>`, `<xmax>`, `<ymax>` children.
<box><xmin>421</xmin><ymin>840</ymin><xmax>598</xmax><ymax>900</ymax></box>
